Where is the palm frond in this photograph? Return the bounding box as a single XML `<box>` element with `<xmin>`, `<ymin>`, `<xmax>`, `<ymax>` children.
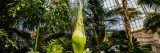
<box><xmin>88</xmin><ymin>0</ymin><xmax>107</xmax><ymax>21</ymax></box>
<box><xmin>138</xmin><ymin>0</ymin><xmax>160</xmax><ymax>11</ymax></box>
<box><xmin>138</xmin><ymin>0</ymin><xmax>160</xmax><ymax>6</ymax></box>
<box><xmin>106</xmin><ymin>7</ymin><xmax>142</xmax><ymax>20</ymax></box>
<box><xmin>144</xmin><ymin>12</ymin><xmax>160</xmax><ymax>32</ymax></box>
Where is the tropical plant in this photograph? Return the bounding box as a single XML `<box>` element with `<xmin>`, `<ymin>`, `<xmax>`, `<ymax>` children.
<box><xmin>107</xmin><ymin>7</ymin><xmax>142</xmax><ymax>21</ymax></box>
<box><xmin>0</xmin><ymin>0</ymin><xmax>72</xmax><ymax>52</ymax></box>
<box><xmin>105</xmin><ymin>0</ymin><xmax>142</xmax><ymax>52</ymax></box>
<box><xmin>144</xmin><ymin>12</ymin><xmax>160</xmax><ymax>32</ymax></box>
<box><xmin>84</xmin><ymin>0</ymin><xmax>142</xmax><ymax>52</ymax></box>
<box><xmin>138</xmin><ymin>0</ymin><xmax>160</xmax><ymax>32</ymax></box>
<box><xmin>121</xmin><ymin>0</ymin><xmax>134</xmax><ymax>52</ymax></box>
<box><xmin>86</xmin><ymin>0</ymin><xmax>111</xmax><ymax>52</ymax></box>
<box><xmin>137</xmin><ymin>0</ymin><xmax>160</xmax><ymax>11</ymax></box>
<box><xmin>47</xmin><ymin>39</ymin><xmax>64</xmax><ymax>53</ymax></box>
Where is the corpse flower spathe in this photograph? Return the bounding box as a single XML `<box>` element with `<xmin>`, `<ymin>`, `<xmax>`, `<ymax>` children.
<box><xmin>72</xmin><ymin>0</ymin><xmax>86</xmax><ymax>53</ymax></box>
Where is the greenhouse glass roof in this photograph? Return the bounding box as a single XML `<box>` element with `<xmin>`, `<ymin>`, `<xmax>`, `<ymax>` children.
<box><xmin>70</xmin><ymin>0</ymin><xmax>153</xmax><ymax>32</ymax></box>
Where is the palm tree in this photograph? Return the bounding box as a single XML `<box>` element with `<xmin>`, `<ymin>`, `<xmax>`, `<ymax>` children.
<box><xmin>122</xmin><ymin>0</ymin><xmax>133</xmax><ymax>52</ymax></box>
<box><xmin>86</xmin><ymin>0</ymin><xmax>109</xmax><ymax>52</ymax></box>
<box><xmin>85</xmin><ymin>0</ymin><xmax>142</xmax><ymax>52</ymax></box>
<box><xmin>106</xmin><ymin>6</ymin><xmax>142</xmax><ymax>52</ymax></box>
<box><xmin>99</xmin><ymin>0</ymin><xmax>136</xmax><ymax>52</ymax></box>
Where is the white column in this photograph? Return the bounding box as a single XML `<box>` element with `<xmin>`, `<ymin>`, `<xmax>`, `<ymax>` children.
<box><xmin>153</xmin><ymin>32</ymin><xmax>160</xmax><ymax>44</ymax></box>
<box><xmin>151</xmin><ymin>45</ymin><xmax>157</xmax><ymax>53</ymax></box>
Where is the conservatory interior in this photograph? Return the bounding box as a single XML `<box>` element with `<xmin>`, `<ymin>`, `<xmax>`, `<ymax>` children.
<box><xmin>0</xmin><ymin>0</ymin><xmax>160</xmax><ymax>53</ymax></box>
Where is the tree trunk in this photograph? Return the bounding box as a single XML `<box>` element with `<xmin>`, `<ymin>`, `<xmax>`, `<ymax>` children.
<box><xmin>122</xmin><ymin>0</ymin><xmax>133</xmax><ymax>52</ymax></box>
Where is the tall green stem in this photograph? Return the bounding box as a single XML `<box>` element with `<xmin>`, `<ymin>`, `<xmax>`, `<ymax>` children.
<box><xmin>34</xmin><ymin>20</ymin><xmax>41</xmax><ymax>52</ymax></box>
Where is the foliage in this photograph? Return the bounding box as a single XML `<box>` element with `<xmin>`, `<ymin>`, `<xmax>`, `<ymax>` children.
<box><xmin>144</xmin><ymin>12</ymin><xmax>160</xmax><ymax>32</ymax></box>
<box><xmin>0</xmin><ymin>29</ymin><xmax>18</xmax><ymax>53</ymax></box>
<box><xmin>47</xmin><ymin>39</ymin><xmax>64</xmax><ymax>53</ymax></box>
<box><xmin>138</xmin><ymin>0</ymin><xmax>160</xmax><ymax>6</ymax></box>
<box><xmin>107</xmin><ymin>7</ymin><xmax>142</xmax><ymax>21</ymax></box>
<box><xmin>138</xmin><ymin>0</ymin><xmax>160</xmax><ymax>11</ymax></box>
<box><xmin>86</xmin><ymin>0</ymin><xmax>110</xmax><ymax>52</ymax></box>
<box><xmin>101</xmin><ymin>30</ymin><xmax>151</xmax><ymax>53</ymax></box>
<box><xmin>7</xmin><ymin>0</ymin><xmax>71</xmax><ymax>33</ymax></box>
<box><xmin>0</xmin><ymin>29</ymin><xmax>31</xmax><ymax>53</ymax></box>
<box><xmin>138</xmin><ymin>0</ymin><xmax>160</xmax><ymax>32</ymax></box>
<box><xmin>84</xmin><ymin>0</ymin><xmax>142</xmax><ymax>52</ymax></box>
<box><xmin>0</xmin><ymin>0</ymin><xmax>71</xmax><ymax>52</ymax></box>
<box><xmin>58</xmin><ymin>37</ymin><xmax>72</xmax><ymax>52</ymax></box>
